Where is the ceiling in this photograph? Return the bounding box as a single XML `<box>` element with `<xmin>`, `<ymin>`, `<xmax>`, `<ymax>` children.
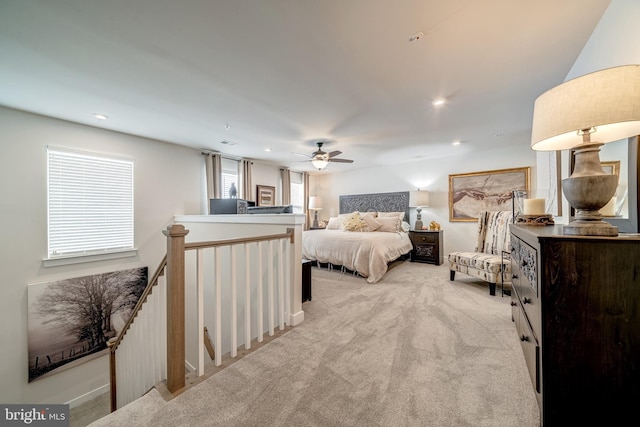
<box><xmin>0</xmin><ymin>0</ymin><xmax>611</xmax><ymax>173</ymax></box>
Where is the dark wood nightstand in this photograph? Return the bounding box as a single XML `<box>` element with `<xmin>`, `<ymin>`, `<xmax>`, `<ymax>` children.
<box><xmin>409</xmin><ymin>230</ymin><xmax>443</xmax><ymax>265</ymax></box>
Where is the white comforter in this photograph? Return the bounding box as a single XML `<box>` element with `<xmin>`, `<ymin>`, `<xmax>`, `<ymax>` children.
<box><xmin>302</xmin><ymin>229</ymin><xmax>413</xmax><ymax>283</ymax></box>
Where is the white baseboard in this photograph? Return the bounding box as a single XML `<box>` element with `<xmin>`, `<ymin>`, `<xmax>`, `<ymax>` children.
<box><xmin>290</xmin><ymin>310</ymin><xmax>305</xmax><ymax>326</ymax></box>
<box><xmin>65</xmin><ymin>384</ymin><xmax>109</xmax><ymax>408</ymax></box>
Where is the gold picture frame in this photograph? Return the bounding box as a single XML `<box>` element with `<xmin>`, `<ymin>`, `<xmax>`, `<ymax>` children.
<box><xmin>602</xmin><ymin>160</ymin><xmax>620</xmax><ymax>179</ymax></box>
<box><xmin>256</xmin><ymin>185</ymin><xmax>276</xmax><ymax>206</ymax></box>
<box><xmin>449</xmin><ymin>167</ymin><xmax>531</xmax><ymax>222</ymax></box>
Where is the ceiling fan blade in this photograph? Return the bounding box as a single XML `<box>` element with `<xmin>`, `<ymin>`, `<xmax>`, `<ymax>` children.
<box><xmin>328</xmin><ymin>158</ymin><xmax>354</xmax><ymax>163</ymax></box>
<box><xmin>327</xmin><ymin>150</ymin><xmax>342</xmax><ymax>158</ymax></box>
<box><xmin>292</xmin><ymin>152</ymin><xmax>311</xmax><ymax>158</ymax></box>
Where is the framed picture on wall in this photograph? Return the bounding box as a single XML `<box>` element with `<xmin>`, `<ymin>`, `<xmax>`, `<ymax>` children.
<box><xmin>257</xmin><ymin>185</ymin><xmax>275</xmax><ymax>206</ymax></box>
<box><xmin>448</xmin><ymin>167</ymin><xmax>531</xmax><ymax>222</ymax></box>
<box><xmin>602</xmin><ymin>160</ymin><xmax>621</xmax><ymax>179</ymax></box>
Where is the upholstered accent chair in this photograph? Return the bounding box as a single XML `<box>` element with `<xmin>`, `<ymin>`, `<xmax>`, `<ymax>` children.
<box><xmin>448</xmin><ymin>210</ymin><xmax>513</xmax><ymax>296</ymax></box>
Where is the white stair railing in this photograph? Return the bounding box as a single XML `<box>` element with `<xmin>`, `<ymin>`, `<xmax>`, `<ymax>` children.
<box><xmin>109</xmin><ymin>226</ymin><xmax>295</xmax><ymax>411</ymax></box>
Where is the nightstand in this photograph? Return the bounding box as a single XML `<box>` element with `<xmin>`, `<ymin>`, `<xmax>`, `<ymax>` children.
<box><xmin>309</xmin><ymin>226</ymin><xmax>325</xmax><ymax>230</ymax></box>
<box><xmin>409</xmin><ymin>230</ymin><xmax>443</xmax><ymax>265</ymax></box>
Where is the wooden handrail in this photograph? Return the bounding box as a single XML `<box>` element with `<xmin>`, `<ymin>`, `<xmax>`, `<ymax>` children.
<box><xmin>109</xmin><ymin>254</ymin><xmax>168</xmax><ymax>352</ymax></box>
<box><xmin>184</xmin><ymin>228</ymin><xmax>294</xmax><ymax>251</ymax></box>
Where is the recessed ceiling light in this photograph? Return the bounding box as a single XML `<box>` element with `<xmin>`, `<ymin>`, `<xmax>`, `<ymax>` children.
<box><xmin>225</xmin><ymin>123</ymin><xmax>231</xmax><ymax>131</ymax></box>
<box><xmin>452</xmin><ymin>140</ymin><xmax>462</xmax><ymax>146</ymax></box>
<box><xmin>93</xmin><ymin>113</ymin><xmax>108</xmax><ymax>120</ymax></box>
<box><xmin>432</xmin><ymin>98</ymin><xmax>446</xmax><ymax>107</ymax></box>
<box><xmin>264</xmin><ymin>147</ymin><xmax>272</xmax><ymax>152</ymax></box>
<box><xmin>409</xmin><ymin>32</ymin><xmax>424</xmax><ymax>42</ymax></box>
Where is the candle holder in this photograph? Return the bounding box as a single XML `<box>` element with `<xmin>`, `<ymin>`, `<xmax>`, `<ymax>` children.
<box><xmin>513</xmin><ymin>190</ymin><xmax>554</xmax><ymax>226</ymax></box>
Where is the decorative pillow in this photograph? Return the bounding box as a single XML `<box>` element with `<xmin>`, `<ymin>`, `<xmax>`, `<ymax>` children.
<box><xmin>377</xmin><ymin>211</ymin><xmax>405</xmax><ymax>221</ymax></box>
<box><xmin>401</xmin><ymin>221</ymin><xmax>411</xmax><ymax>232</ymax></box>
<box><xmin>361</xmin><ymin>213</ymin><xmax>382</xmax><ymax>232</ymax></box>
<box><xmin>326</xmin><ymin>217</ymin><xmax>342</xmax><ymax>230</ymax></box>
<box><xmin>342</xmin><ymin>212</ymin><xmax>368</xmax><ymax>232</ymax></box>
<box><xmin>377</xmin><ymin>216</ymin><xmax>401</xmax><ymax>232</ymax></box>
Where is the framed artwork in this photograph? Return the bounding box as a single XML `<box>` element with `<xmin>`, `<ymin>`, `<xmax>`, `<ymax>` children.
<box><xmin>602</xmin><ymin>160</ymin><xmax>621</xmax><ymax>179</ymax></box>
<box><xmin>256</xmin><ymin>185</ymin><xmax>276</xmax><ymax>206</ymax></box>
<box><xmin>449</xmin><ymin>167</ymin><xmax>531</xmax><ymax>222</ymax></box>
<box><xmin>27</xmin><ymin>267</ymin><xmax>148</xmax><ymax>382</ymax></box>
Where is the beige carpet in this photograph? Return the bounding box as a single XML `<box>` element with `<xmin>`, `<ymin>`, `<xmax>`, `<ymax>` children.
<box><xmin>87</xmin><ymin>261</ymin><xmax>539</xmax><ymax>427</ymax></box>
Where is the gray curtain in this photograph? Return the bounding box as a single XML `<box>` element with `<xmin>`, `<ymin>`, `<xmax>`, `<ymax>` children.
<box><xmin>241</xmin><ymin>159</ymin><xmax>253</xmax><ymax>201</ymax></box>
<box><xmin>204</xmin><ymin>152</ymin><xmax>222</xmax><ymax>206</ymax></box>
<box><xmin>280</xmin><ymin>167</ymin><xmax>291</xmax><ymax>205</ymax></box>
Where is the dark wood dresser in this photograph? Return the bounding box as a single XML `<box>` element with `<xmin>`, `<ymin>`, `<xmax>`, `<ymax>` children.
<box><xmin>510</xmin><ymin>224</ymin><xmax>640</xmax><ymax>426</ymax></box>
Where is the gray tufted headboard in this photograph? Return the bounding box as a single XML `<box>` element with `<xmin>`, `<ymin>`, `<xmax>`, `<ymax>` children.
<box><xmin>339</xmin><ymin>191</ymin><xmax>410</xmax><ymax>221</ymax></box>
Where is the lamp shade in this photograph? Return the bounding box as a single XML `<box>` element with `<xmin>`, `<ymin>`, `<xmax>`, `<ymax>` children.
<box><xmin>308</xmin><ymin>196</ymin><xmax>322</xmax><ymax>210</ymax></box>
<box><xmin>531</xmin><ymin>64</ymin><xmax>640</xmax><ymax>151</ymax></box>
<box><xmin>409</xmin><ymin>190</ymin><xmax>430</xmax><ymax>208</ymax></box>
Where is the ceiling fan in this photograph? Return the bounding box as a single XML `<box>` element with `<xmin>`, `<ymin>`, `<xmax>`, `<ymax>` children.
<box><xmin>294</xmin><ymin>141</ymin><xmax>354</xmax><ymax>170</ymax></box>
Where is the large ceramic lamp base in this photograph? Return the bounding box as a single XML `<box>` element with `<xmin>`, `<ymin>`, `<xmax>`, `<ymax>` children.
<box><xmin>562</xmin><ymin>142</ymin><xmax>618</xmax><ymax>236</ymax></box>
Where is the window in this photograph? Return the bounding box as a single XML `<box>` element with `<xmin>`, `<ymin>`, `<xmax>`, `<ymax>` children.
<box><xmin>221</xmin><ymin>157</ymin><xmax>239</xmax><ymax>198</ymax></box>
<box><xmin>290</xmin><ymin>171</ymin><xmax>304</xmax><ymax>213</ymax></box>
<box><xmin>47</xmin><ymin>147</ymin><xmax>134</xmax><ymax>263</ymax></box>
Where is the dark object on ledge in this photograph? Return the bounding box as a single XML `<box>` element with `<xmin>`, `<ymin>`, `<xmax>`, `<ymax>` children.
<box><xmin>247</xmin><ymin>205</ymin><xmax>293</xmax><ymax>214</ymax></box>
<box><xmin>209</xmin><ymin>198</ymin><xmax>252</xmax><ymax>214</ymax></box>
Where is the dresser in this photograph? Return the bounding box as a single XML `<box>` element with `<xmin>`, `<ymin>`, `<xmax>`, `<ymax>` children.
<box><xmin>510</xmin><ymin>225</ymin><xmax>640</xmax><ymax>426</ymax></box>
<box><xmin>409</xmin><ymin>230</ymin><xmax>443</xmax><ymax>265</ymax></box>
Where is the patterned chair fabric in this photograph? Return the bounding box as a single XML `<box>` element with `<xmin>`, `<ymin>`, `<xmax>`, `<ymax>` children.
<box><xmin>448</xmin><ymin>210</ymin><xmax>513</xmax><ymax>296</ymax></box>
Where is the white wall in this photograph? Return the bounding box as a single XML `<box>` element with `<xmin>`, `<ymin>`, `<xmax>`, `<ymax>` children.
<box><xmin>0</xmin><ymin>107</ymin><xmax>200</xmax><ymax>405</ymax></box>
<box><xmin>0</xmin><ymin>106</ymin><xmax>287</xmax><ymax>407</ymax></box>
<box><xmin>311</xmin><ymin>142</ymin><xmax>537</xmax><ymax>256</ymax></box>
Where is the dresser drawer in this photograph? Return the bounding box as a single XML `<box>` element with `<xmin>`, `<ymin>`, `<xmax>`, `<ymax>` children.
<box><xmin>514</xmin><ymin>301</ymin><xmax>540</xmax><ymax>394</ymax></box>
<box><xmin>511</xmin><ymin>236</ymin><xmax>540</xmax><ymax>336</ymax></box>
<box><xmin>410</xmin><ymin>233</ymin><xmax>436</xmax><ymax>244</ymax></box>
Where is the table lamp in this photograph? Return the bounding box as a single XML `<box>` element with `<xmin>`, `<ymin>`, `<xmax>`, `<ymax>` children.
<box><xmin>530</xmin><ymin>64</ymin><xmax>640</xmax><ymax>236</ymax></box>
<box><xmin>409</xmin><ymin>190</ymin><xmax>430</xmax><ymax>230</ymax></box>
<box><xmin>308</xmin><ymin>196</ymin><xmax>322</xmax><ymax>228</ymax></box>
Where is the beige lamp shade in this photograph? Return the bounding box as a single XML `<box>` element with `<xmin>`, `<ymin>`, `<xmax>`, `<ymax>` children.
<box><xmin>308</xmin><ymin>196</ymin><xmax>322</xmax><ymax>210</ymax></box>
<box><xmin>409</xmin><ymin>190</ymin><xmax>430</xmax><ymax>208</ymax></box>
<box><xmin>531</xmin><ymin>64</ymin><xmax>640</xmax><ymax>151</ymax></box>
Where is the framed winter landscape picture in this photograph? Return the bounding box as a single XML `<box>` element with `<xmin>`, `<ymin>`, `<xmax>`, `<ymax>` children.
<box><xmin>27</xmin><ymin>267</ymin><xmax>148</xmax><ymax>382</ymax></box>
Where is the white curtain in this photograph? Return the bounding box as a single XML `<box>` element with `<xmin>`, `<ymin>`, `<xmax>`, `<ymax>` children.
<box><xmin>204</xmin><ymin>152</ymin><xmax>222</xmax><ymax>205</ymax></box>
<box><xmin>280</xmin><ymin>167</ymin><xmax>291</xmax><ymax>205</ymax></box>
<box><xmin>241</xmin><ymin>159</ymin><xmax>253</xmax><ymax>201</ymax></box>
<box><xmin>303</xmin><ymin>172</ymin><xmax>310</xmax><ymax>230</ymax></box>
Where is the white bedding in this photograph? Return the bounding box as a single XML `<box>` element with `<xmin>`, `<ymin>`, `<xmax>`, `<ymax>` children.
<box><xmin>302</xmin><ymin>229</ymin><xmax>413</xmax><ymax>283</ymax></box>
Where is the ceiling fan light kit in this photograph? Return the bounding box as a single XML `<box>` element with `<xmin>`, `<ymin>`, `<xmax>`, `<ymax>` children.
<box><xmin>300</xmin><ymin>141</ymin><xmax>354</xmax><ymax>170</ymax></box>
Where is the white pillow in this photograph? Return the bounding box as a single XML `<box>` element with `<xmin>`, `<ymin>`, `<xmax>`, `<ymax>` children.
<box><xmin>361</xmin><ymin>214</ymin><xmax>382</xmax><ymax>232</ymax></box>
<box><xmin>377</xmin><ymin>216</ymin><xmax>401</xmax><ymax>232</ymax></box>
<box><xmin>377</xmin><ymin>211</ymin><xmax>405</xmax><ymax>221</ymax></box>
<box><xmin>326</xmin><ymin>217</ymin><xmax>342</xmax><ymax>230</ymax></box>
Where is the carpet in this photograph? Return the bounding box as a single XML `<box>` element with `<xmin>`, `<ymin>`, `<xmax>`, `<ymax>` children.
<box><xmin>88</xmin><ymin>261</ymin><xmax>539</xmax><ymax>427</ymax></box>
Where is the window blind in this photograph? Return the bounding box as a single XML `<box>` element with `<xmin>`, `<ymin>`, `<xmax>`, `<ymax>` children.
<box><xmin>47</xmin><ymin>148</ymin><xmax>134</xmax><ymax>258</ymax></box>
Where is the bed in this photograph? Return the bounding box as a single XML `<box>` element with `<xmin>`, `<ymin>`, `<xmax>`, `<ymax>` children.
<box><xmin>302</xmin><ymin>191</ymin><xmax>414</xmax><ymax>283</ymax></box>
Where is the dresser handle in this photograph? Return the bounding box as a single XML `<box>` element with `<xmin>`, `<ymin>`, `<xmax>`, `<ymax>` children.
<box><xmin>512</xmin><ymin>274</ymin><xmax>518</xmax><ymax>279</ymax></box>
<box><xmin>523</xmin><ymin>297</ymin><xmax>532</xmax><ymax>304</ymax></box>
<box><xmin>510</xmin><ymin>301</ymin><xmax>517</xmax><ymax>307</ymax></box>
<box><xmin>520</xmin><ymin>334</ymin><xmax>529</xmax><ymax>342</ymax></box>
